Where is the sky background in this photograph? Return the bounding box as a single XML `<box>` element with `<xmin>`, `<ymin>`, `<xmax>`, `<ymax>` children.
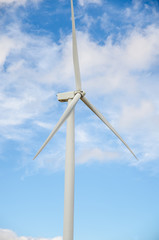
<box><xmin>0</xmin><ymin>0</ymin><xmax>159</xmax><ymax>239</ymax></box>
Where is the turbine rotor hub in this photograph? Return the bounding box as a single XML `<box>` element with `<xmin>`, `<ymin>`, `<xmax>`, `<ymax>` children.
<box><xmin>57</xmin><ymin>90</ymin><xmax>86</xmax><ymax>102</ymax></box>
<box><xmin>75</xmin><ymin>90</ymin><xmax>86</xmax><ymax>97</ymax></box>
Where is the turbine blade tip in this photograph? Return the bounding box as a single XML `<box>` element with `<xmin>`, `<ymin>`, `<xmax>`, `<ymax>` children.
<box><xmin>135</xmin><ymin>155</ymin><xmax>139</xmax><ymax>161</ymax></box>
<box><xmin>33</xmin><ymin>155</ymin><xmax>37</xmax><ymax>160</ymax></box>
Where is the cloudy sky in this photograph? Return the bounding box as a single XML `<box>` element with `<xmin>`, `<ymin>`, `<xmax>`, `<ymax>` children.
<box><xmin>0</xmin><ymin>0</ymin><xmax>159</xmax><ymax>239</ymax></box>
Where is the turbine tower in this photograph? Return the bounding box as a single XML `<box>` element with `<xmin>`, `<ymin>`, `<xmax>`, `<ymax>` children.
<box><xmin>33</xmin><ymin>1</ymin><xmax>137</xmax><ymax>240</ymax></box>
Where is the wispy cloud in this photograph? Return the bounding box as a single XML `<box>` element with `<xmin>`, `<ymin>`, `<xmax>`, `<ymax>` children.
<box><xmin>0</xmin><ymin>0</ymin><xmax>26</xmax><ymax>6</ymax></box>
<box><xmin>78</xmin><ymin>0</ymin><xmax>102</xmax><ymax>7</ymax></box>
<box><xmin>0</xmin><ymin>229</ymin><xmax>62</xmax><ymax>240</ymax></box>
<box><xmin>0</xmin><ymin>22</ymin><xmax>58</xmax><ymax>139</ymax></box>
<box><xmin>77</xmin><ymin>147</ymin><xmax>119</xmax><ymax>164</ymax></box>
<box><xmin>0</xmin><ymin>0</ymin><xmax>41</xmax><ymax>7</ymax></box>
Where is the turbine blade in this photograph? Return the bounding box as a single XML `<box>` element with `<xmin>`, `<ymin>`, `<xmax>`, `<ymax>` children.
<box><xmin>71</xmin><ymin>0</ymin><xmax>82</xmax><ymax>91</ymax></box>
<box><xmin>33</xmin><ymin>93</ymin><xmax>81</xmax><ymax>160</ymax></box>
<box><xmin>81</xmin><ymin>96</ymin><xmax>138</xmax><ymax>160</ymax></box>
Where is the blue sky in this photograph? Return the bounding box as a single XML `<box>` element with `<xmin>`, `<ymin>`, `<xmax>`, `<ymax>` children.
<box><xmin>0</xmin><ymin>0</ymin><xmax>159</xmax><ymax>239</ymax></box>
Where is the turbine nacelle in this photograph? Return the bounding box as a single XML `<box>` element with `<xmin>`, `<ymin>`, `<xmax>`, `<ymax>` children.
<box><xmin>57</xmin><ymin>90</ymin><xmax>86</xmax><ymax>102</ymax></box>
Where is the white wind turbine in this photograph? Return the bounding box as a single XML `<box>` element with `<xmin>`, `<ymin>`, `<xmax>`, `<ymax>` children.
<box><xmin>33</xmin><ymin>1</ymin><xmax>137</xmax><ymax>240</ymax></box>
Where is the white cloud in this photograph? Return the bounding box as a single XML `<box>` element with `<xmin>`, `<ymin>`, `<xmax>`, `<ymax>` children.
<box><xmin>118</xmin><ymin>100</ymin><xmax>154</xmax><ymax>131</ymax></box>
<box><xmin>0</xmin><ymin>0</ymin><xmax>41</xmax><ymax>6</ymax></box>
<box><xmin>132</xmin><ymin>0</ymin><xmax>142</xmax><ymax>10</ymax></box>
<box><xmin>76</xmin><ymin>24</ymin><xmax>159</xmax><ymax>95</ymax></box>
<box><xmin>0</xmin><ymin>229</ymin><xmax>17</xmax><ymax>240</ymax></box>
<box><xmin>34</xmin><ymin>121</ymin><xmax>55</xmax><ymax>130</ymax></box>
<box><xmin>0</xmin><ymin>0</ymin><xmax>26</xmax><ymax>6</ymax></box>
<box><xmin>78</xmin><ymin>0</ymin><xmax>102</xmax><ymax>6</ymax></box>
<box><xmin>0</xmin><ymin>24</ymin><xmax>58</xmax><ymax>139</ymax></box>
<box><xmin>0</xmin><ymin>36</ymin><xmax>15</xmax><ymax>67</ymax></box>
<box><xmin>80</xmin><ymin>13</ymin><xmax>97</xmax><ymax>29</ymax></box>
<box><xmin>124</xmin><ymin>0</ymin><xmax>159</xmax><ymax>26</ymax></box>
<box><xmin>76</xmin><ymin>125</ymin><xmax>91</xmax><ymax>143</ymax></box>
<box><xmin>123</xmin><ymin>25</ymin><xmax>159</xmax><ymax>70</ymax></box>
<box><xmin>0</xmin><ymin>229</ymin><xmax>62</xmax><ymax>240</ymax></box>
<box><xmin>77</xmin><ymin>147</ymin><xmax>119</xmax><ymax>164</ymax></box>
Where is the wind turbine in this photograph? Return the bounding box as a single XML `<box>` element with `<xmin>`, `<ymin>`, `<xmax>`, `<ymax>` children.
<box><xmin>33</xmin><ymin>0</ymin><xmax>137</xmax><ymax>240</ymax></box>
